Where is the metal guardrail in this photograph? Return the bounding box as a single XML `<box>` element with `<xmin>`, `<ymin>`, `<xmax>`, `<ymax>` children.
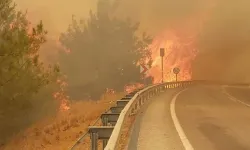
<box><xmin>70</xmin><ymin>87</ymin><xmax>146</xmax><ymax>150</ymax></box>
<box><xmin>104</xmin><ymin>80</ymin><xmax>250</xmax><ymax>150</ymax></box>
<box><xmin>70</xmin><ymin>109</ymin><xmax>108</xmax><ymax>150</ymax></box>
<box><xmin>104</xmin><ymin>81</ymin><xmax>192</xmax><ymax>150</ymax></box>
<box><xmin>70</xmin><ymin>80</ymin><xmax>250</xmax><ymax>150</ymax></box>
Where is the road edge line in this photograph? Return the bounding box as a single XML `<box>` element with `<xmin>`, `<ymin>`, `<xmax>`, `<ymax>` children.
<box><xmin>222</xmin><ymin>86</ymin><xmax>250</xmax><ymax>108</ymax></box>
<box><xmin>170</xmin><ymin>88</ymin><xmax>194</xmax><ymax>150</ymax></box>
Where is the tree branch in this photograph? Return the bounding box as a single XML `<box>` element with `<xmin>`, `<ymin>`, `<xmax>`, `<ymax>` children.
<box><xmin>0</xmin><ymin>60</ymin><xmax>28</xmax><ymax>87</ymax></box>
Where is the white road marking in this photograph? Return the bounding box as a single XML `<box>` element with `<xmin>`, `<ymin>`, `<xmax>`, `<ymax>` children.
<box><xmin>222</xmin><ymin>86</ymin><xmax>250</xmax><ymax>108</ymax></box>
<box><xmin>170</xmin><ymin>89</ymin><xmax>194</xmax><ymax>150</ymax></box>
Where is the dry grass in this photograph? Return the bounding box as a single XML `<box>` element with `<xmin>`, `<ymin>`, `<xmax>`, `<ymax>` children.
<box><xmin>1</xmin><ymin>92</ymin><xmax>124</xmax><ymax>150</ymax></box>
<box><xmin>117</xmin><ymin>115</ymin><xmax>136</xmax><ymax>150</ymax></box>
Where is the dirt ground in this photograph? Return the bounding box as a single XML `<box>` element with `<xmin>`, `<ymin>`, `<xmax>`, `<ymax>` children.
<box><xmin>1</xmin><ymin>93</ymin><xmax>124</xmax><ymax>150</ymax></box>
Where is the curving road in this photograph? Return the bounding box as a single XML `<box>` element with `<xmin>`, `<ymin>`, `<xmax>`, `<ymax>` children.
<box><xmin>127</xmin><ymin>86</ymin><xmax>250</xmax><ymax>150</ymax></box>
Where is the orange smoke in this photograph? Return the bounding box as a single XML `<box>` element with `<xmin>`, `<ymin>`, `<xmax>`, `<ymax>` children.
<box><xmin>147</xmin><ymin>30</ymin><xmax>198</xmax><ymax>83</ymax></box>
<box><xmin>25</xmin><ymin>14</ymin><xmax>71</xmax><ymax>111</ymax></box>
<box><xmin>146</xmin><ymin>7</ymin><xmax>213</xmax><ymax>83</ymax></box>
<box><xmin>56</xmin><ymin>36</ymin><xmax>71</xmax><ymax>54</ymax></box>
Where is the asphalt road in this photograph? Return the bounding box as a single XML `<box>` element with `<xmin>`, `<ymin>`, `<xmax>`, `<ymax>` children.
<box><xmin>127</xmin><ymin>86</ymin><xmax>250</xmax><ymax>150</ymax></box>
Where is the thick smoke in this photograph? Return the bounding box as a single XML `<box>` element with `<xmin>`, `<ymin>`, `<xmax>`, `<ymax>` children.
<box><xmin>114</xmin><ymin>0</ymin><xmax>250</xmax><ymax>82</ymax></box>
<box><xmin>113</xmin><ymin>0</ymin><xmax>212</xmax><ymax>34</ymax></box>
<box><xmin>193</xmin><ymin>0</ymin><xmax>250</xmax><ymax>82</ymax></box>
<box><xmin>14</xmin><ymin>0</ymin><xmax>98</xmax><ymax>34</ymax></box>
<box><xmin>14</xmin><ymin>0</ymin><xmax>209</xmax><ymax>35</ymax></box>
<box><xmin>14</xmin><ymin>0</ymin><xmax>98</xmax><ymax>63</ymax></box>
<box><xmin>15</xmin><ymin>0</ymin><xmax>250</xmax><ymax>82</ymax></box>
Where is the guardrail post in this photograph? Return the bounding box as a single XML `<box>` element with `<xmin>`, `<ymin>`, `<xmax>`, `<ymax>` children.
<box><xmin>90</xmin><ymin>132</ymin><xmax>98</xmax><ymax>150</ymax></box>
<box><xmin>103</xmin><ymin>140</ymin><xmax>108</xmax><ymax>150</ymax></box>
<box><xmin>102</xmin><ymin>116</ymin><xmax>108</xmax><ymax>126</ymax></box>
<box><xmin>104</xmin><ymin>81</ymin><xmax>203</xmax><ymax>149</ymax></box>
<box><xmin>100</xmin><ymin>115</ymin><xmax>114</xmax><ymax>149</ymax></box>
<box><xmin>89</xmin><ymin>126</ymin><xmax>114</xmax><ymax>150</ymax></box>
<box><xmin>131</xmin><ymin>108</ymin><xmax>135</xmax><ymax>115</ymax></box>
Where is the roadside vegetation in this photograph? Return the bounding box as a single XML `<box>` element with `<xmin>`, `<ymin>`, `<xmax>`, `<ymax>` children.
<box><xmin>0</xmin><ymin>0</ymin><xmax>152</xmax><ymax>149</ymax></box>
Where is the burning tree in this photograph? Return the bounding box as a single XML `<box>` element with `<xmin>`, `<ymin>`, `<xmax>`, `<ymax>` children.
<box><xmin>58</xmin><ymin>0</ymin><xmax>153</xmax><ymax>99</ymax></box>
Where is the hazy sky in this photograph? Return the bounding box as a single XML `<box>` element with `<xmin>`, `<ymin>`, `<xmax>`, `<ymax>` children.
<box><xmin>12</xmin><ymin>0</ymin><xmax>212</xmax><ymax>71</ymax></box>
<box><xmin>14</xmin><ymin>0</ymin><xmax>98</xmax><ymax>36</ymax></box>
<box><xmin>13</xmin><ymin>0</ymin><xmax>250</xmax><ymax>81</ymax></box>
<box><xmin>13</xmin><ymin>0</ymin><xmax>98</xmax><ymax>63</ymax></box>
<box><xmin>13</xmin><ymin>0</ymin><xmax>211</xmax><ymax>36</ymax></box>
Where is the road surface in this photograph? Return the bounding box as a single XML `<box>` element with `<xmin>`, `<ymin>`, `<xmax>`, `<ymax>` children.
<box><xmin>127</xmin><ymin>85</ymin><xmax>250</xmax><ymax>150</ymax></box>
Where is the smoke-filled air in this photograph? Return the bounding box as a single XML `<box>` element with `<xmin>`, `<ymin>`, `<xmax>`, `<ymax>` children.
<box><xmin>1</xmin><ymin>0</ymin><xmax>250</xmax><ymax>149</ymax></box>
<box><xmin>14</xmin><ymin>0</ymin><xmax>250</xmax><ymax>83</ymax></box>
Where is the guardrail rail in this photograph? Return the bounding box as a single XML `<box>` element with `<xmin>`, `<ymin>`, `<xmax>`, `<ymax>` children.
<box><xmin>104</xmin><ymin>81</ymin><xmax>192</xmax><ymax>150</ymax></box>
<box><xmin>70</xmin><ymin>80</ymin><xmax>250</xmax><ymax>150</ymax></box>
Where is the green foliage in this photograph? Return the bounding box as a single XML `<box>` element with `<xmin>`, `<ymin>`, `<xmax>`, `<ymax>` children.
<box><xmin>59</xmin><ymin>0</ymin><xmax>152</xmax><ymax>99</ymax></box>
<box><xmin>0</xmin><ymin>0</ymin><xmax>60</xmax><ymax>143</ymax></box>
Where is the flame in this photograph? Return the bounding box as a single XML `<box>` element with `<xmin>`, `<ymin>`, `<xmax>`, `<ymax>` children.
<box><xmin>106</xmin><ymin>88</ymin><xmax>115</xmax><ymax>94</ymax></box>
<box><xmin>25</xmin><ymin>15</ymin><xmax>71</xmax><ymax>111</ymax></box>
<box><xmin>53</xmin><ymin>78</ymin><xmax>70</xmax><ymax>111</ymax></box>
<box><xmin>144</xmin><ymin>7</ymin><xmax>213</xmax><ymax>83</ymax></box>
<box><xmin>53</xmin><ymin>36</ymin><xmax>71</xmax><ymax>111</ymax></box>
<box><xmin>124</xmin><ymin>83</ymin><xmax>144</xmax><ymax>94</ymax></box>
<box><xmin>56</xmin><ymin>36</ymin><xmax>71</xmax><ymax>54</ymax></box>
<box><xmin>144</xmin><ymin>1</ymin><xmax>216</xmax><ymax>83</ymax></box>
<box><xmin>147</xmin><ymin>30</ymin><xmax>198</xmax><ymax>83</ymax></box>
